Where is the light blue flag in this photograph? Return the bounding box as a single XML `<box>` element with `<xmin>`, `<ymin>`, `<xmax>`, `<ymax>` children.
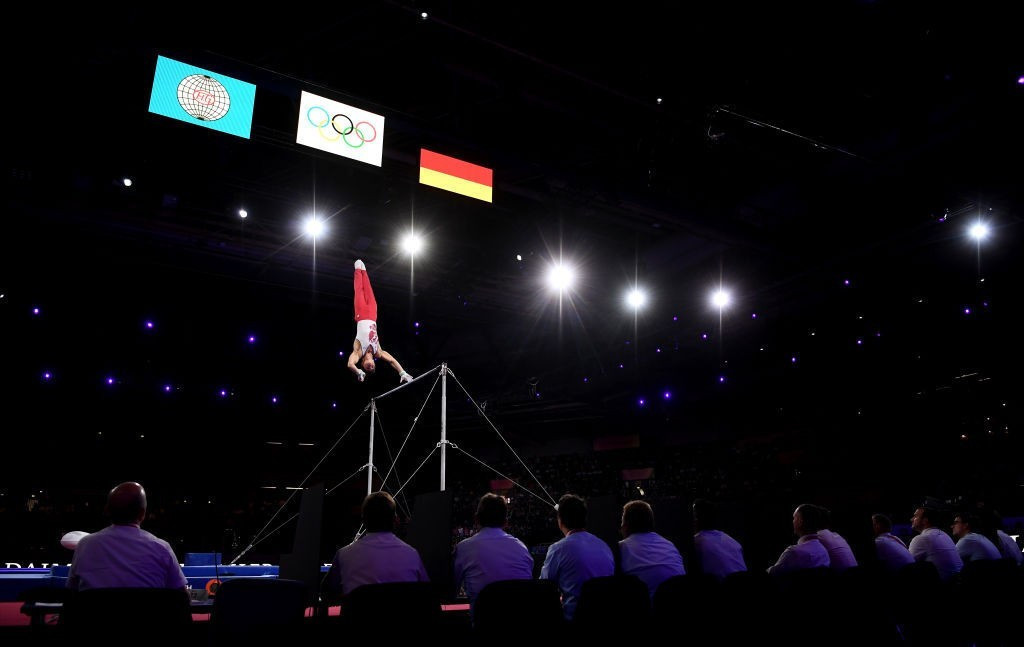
<box><xmin>148</xmin><ymin>55</ymin><xmax>256</xmax><ymax>139</ymax></box>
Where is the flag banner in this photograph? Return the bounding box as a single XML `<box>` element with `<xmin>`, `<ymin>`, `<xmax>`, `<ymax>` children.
<box><xmin>419</xmin><ymin>149</ymin><xmax>493</xmax><ymax>202</ymax></box>
<box><xmin>296</xmin><ymin>91</ymin><xmax>385</xmax><ymax>167</ymax></box>
<box><xmin>148</xmin><ymin>55</ymin><xmax>256</xmax><ymax>139</ymax></box>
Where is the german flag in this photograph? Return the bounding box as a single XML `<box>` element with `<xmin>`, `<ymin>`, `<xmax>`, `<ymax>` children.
<box><xmin>419</xmin><ymin>149</ymin><xmax>493</xmax><ymax>203</ymax></box>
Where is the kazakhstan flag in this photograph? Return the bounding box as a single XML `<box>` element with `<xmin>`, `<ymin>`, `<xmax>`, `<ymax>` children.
<box><xmin>148</xmin><ymin>55</ymin><xmax>256</xmax><ymax>139</ymax></box>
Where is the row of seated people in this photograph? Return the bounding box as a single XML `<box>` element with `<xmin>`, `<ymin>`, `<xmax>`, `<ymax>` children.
<box><xmin>24</xmin><ymin>482</ymin><xmax>1024</xmax><ymax>643</ymax></box>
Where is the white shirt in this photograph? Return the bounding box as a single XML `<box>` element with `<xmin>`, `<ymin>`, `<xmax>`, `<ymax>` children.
<box><xmin>453</xmin><ymin>527</ymin><xmax>533</xmax><ymax>609</ymax></box>
<box><xmin>767</xmin><ymin>533</ymin><xmax>830</xmax><ymax>575</ymax></box>
<box><xmin>355</xmin><ymin>319</ymin><xmax>379</xmax><ymax>356</ymax></box>
<box><xmin>693</xmin><ymin>530</ymin><xmax>747</xmax><ymax>579</ymax></box>
<box><xmin>329</xmin><ymin>531</ymin><xmax>429</xmax><ymax>595</ymax></box>
<box><xmin>996</xmin><ymin>530</ymin><xmax>1023</xmax><ymax>565</ymax></box>
<box><xmin>540</xmin><ymin>530</ymin><xmax>614</xmax><ymax>620</ymax></box>
<box><xmin>619</xmin><ymin>531</ymin><xmax>685</xmax><ymax>598</ymax></box>
<box><xmin>955</xmin><ymin>532</ymin><xmax>1002</xmax><ymax>562</ymax></box>
<box><xmin>908</xmin><ymin>527</ymin><xmax>963</xmax><ymax>580</ymax></box>
<box><xmin>67</xmin><ymin>524</ymin><xmax>187</xmax><ymax>591</ymax></box>
<box><xmin>874</xmin><ymin>532</ymin><xmax>915</xmax><ymax>571</ymax></box>
<box><xmin>816</xmin><ymin>529</ymin><xmax>858</xmax><ymax>570</ymax></box>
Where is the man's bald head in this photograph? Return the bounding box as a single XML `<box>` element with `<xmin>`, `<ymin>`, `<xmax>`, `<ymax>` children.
<box><xmin>107</xmin><ymin>482</ymin><xmax>147</xmax><ymax>525</ymax></box>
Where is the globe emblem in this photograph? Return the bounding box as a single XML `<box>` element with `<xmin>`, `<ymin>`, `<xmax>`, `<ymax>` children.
<box><xmin>176</xmin><ymin>74</ymin><xmax>231</xmax><ymax>122</ymax></box>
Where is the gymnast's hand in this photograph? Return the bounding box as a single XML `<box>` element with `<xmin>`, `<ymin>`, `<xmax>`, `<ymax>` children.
<box><xmin>355</xmin><ymin>369</ymin><xmax>366</xmax><ymax>382</ymax></box>
<box><xmin>399</xmin><ymin>371</ymin><xmax>413</xmax><ymax>384</ymax></box>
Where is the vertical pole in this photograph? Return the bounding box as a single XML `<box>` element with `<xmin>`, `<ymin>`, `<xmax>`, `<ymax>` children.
<box><xmin>440</xmin><ymin>363</ymin><xmax>447</xmax><ymax>491</ymax></box>
<box><xmin>367</xmin><ymin>400</ymin><xmax>376</xmax><ymax>496</ymax></box>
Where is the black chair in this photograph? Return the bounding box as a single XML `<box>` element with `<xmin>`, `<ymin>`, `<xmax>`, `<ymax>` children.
<box><xmin>721</xmin><ymin>570</ymin><xmax>781</xmax><ymax>645</ymax></box>
<box><xmin>60</xmin><ymin>587</ymin><xmax>192</xmax><ymax>638</ymax></box>
<box><xmin>652</xmin><ymin>573</ymin><xmax>721</xmax><ymax>642</ymax></box>
<box><xmin>957</xmin><ymin>558</ymin><xmax>1018</xmax><ymax>645</ymax></box>
<box><xmin>212</xmin><ymin>577</ymin><xmax>308</xmax><ymax>640</ymax></box>
<box><xmin>343</xmin><ymin>581</ymin><xmax>441</xmax><ymax>639</ymax></box>
<box><xmin>473</xmin><ymin>578</ymin><xmax>565</xmax><ymax>639</ymax></box>
<box><xmin>573</xmin><ymin>575</ymin><xmax>650</xmax><ymax>638</ymax></box>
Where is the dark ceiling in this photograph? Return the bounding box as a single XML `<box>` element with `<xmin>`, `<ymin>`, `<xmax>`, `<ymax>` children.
<box><xmin>2</xmin><ymin>2</ymin><xmax>1022</xmax><ymax>496</ymax></box>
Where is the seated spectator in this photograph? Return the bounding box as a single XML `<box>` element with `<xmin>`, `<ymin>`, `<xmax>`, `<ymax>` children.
<box><xmin>908</xmin><ymin>505</ymin><xmax>962</xmax><ymax>581</ymax></box>
<box><xmin>618</xmin><ymin>500</ymin><xmax>685</xmax><ymax>598</ymax></box>
<box><xmin>68</xmin><ymin>482</ymin><xmax>187</xmax><ymax>591</ymax></box>
<box><xmin>328</xmin><ymin>491</ymin><xmax>428</xmax><ymax>595</ymax></box>
<box><xmin>815</xmin><ymin>505</ymin><xmax>858</xmax><ymax>571</ymax></box>
<box><xmin>951</xmin><ymin>512</ymin><xmax>1001</xmax><ymax>563</ymax></box>
<box><xmin>871</xmin><ymin>513</ymin><xmax>914</xmax><ymax>572</ymax></box>
<box><xmin>540</xmin><ymin>493</ymin><xmax>614</xmax><ymax>620</ymax></box>
<box><xmin>768</xmin><ymin>503</ymin><xmax>830</xmax><ymax>575</ymax></box>
<box><xmin>453</xmin><ymin>493</ymin><xmax>533</xmax><ymax>612</ymax></box>
<box><xmin>691</xmin><ymin>498</ymin><xmax>746</xmax><ymax>579</ymax></box>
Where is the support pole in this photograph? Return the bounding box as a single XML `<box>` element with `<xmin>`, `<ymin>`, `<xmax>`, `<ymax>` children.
<box><xmin>367</xmin><ymin>401</ymin><xmax>376</xmax><ymax>495</ymax></box>
<box><xmin>440</xmin><ymin>363</ymin><xmax>447</xmax><ymax>491</ymax></box>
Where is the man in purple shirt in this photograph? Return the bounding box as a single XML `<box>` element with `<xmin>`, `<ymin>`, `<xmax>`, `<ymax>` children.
<box><xmin>767</xmin><ymin>503</ymin><xmax>830</xmax><ymax>575</ymax></box>
<box><xmin>618</xmin><ymin>500</ymin><xmax>685</xmax><ymax>598</ymax></box>
<box><xmin>453</xmin><ymin>493</ymin><xmax>533</xmax><ymax>611</ymax></box>
<box><xmin>328</xmin><ymin>491</ymin><xmax>429</xmax><ymax>595</ymax></box>
<box><xmin>540</xmin><ymin>494</ymin><xmax>614</xmax><ymax>620</ymax></box>
<box><xmin>67</xmin><ymin>482</ymin><xmax>187</xmax><ymax>591</ymax></box>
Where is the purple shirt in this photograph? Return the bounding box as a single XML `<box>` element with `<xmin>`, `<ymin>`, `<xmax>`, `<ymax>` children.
<box><xmin>693</xmin><ymin>530</ymin><xmax>747</xmax><ymax>579</ymax></box>
<box><xmin>68</xmin><ymin>524</ymin><xmax>187</xmax><ymax>591</ymax></box>
<box><xmin>540</xmin><ymin>530</ymin><xmax>614</xmax><ymax>620</ymax></box>
<box><xmin>329</xmin><ymin>531</ymin><xmax>429</xmax><ymax>595</ymax></box>
<box><xmin>453</xmin><ymin>527</ymin><xmax>533</xmax><ymax>609</ymax></box>
<box><xmin>768</xmin><ymin>533</ymin><xmax>830</xmax><ymax>575</ymax></box>
<box><xmin>619</xmin><ymin>531</ymin><xmax>685</xmax><ymax>598</ymax></box>
<box><xmin>817</xmin><ymin>529</ymin><xmax>859</xmax><ymax>570</ymax></box>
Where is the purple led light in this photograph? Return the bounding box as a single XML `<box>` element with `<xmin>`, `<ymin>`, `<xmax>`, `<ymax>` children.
<box><xmin>145</xmin><ymin>321</ymin><xmax>154</xmax><ymax>329</ymax></box>
<box><xmin>963</xmin><ymin>307</ymin><xmax>971</xmax><ymax>315</ymax></box>
<box><xmin>219</xmin><ymin>390</ymin><xmax>227</xmax><ymax>397</ymax></box>
<box><xmin>163</xmin><ymin>385</ymin><xmax>172</xmax><ymax>393</ymax></box>
<box><xmin>656</xmin><ymin>348</ymin><xmax>662</xmax><ymax>353</ymax></box>
<box><xmin>32</xmin><ymin>307</ymin><xmax>40</xmax><ymax>315</ymax></box>
<box><xmin>751</xmin><ymin>313</ymin><xmax>758</xmax><ymax>319</ymax></box>
<box><xmin>718</xmin><ymin>376</ymin><xmax>726</xmax><ymax>383</ymax></box>
<box><xmin>843</xmin><ymin>279</ymin><xmax>850</xmax><ymax>286</ymax></box>
<box><xmin>106</xmin><ymin>377</ymin><xmax>115</xmax><ymax>385</ymax></box>
<box><xmin>672</xmin><ymin>316</ymin><xmax>678</xmax><ymax>321</ymax></box>
<box><xmin>1019</xmin><ymin>76</ymin><xmax>1024</xmax><ymax>85</ymax></box>
<box><xmin>701</xmin><ymin>333</ymin><xmax>708</xmax><ymax>340</ymax></box>
<box><xmin>791</xmin><ymin>356</ymin><xmax>797</xmax><ymax>363</ymax></box>
<box><xmin>638</xmin><ymin>398</ymin><xmax>646</xmax><ymax>406</ymax></box>
<box><xmin>663</xmin><ymin>391</ymin><xmax>671</xmax><ymax>399</ymax></box>
<box><xmin>42</xmin><ymin>371</ymin><xmax>52</xmax><ymax>381</ymax></box>
<box><xmin>331</xmin><ymin>402</ymin><xmax>338</xmax><ymax>409</ymax></box>
<box><xmin>618</xmin><ymin>363</ymin><xmax>624</xmax><ymax>369</ymax></box>
<box><xmin>583</xmin><ymin>377</ymin><xmax>589</xmax><ymax>383</ymax></box>
<box><xmin>271</xmin><ymin>396</ymin><xmax>278</xmax><ymax>404</ymax></box>
<box><xmin>983</xmin><ymin>301</ymin><xmax>989</xmax><ymax>307</ymax></box>
<box><xmin>248</xmin><ymin>335</ymin><xmax>256</xmax><ymax>344</ymax></box>
<box><xmin>856</xmin><ymin>339</ymin><xmax>863</xmax><ymax>345</ymax></box>
<box><xmin>414</xmin><ymin>322</ymin><xmax>420</xmax><ymax>328</ymax></box>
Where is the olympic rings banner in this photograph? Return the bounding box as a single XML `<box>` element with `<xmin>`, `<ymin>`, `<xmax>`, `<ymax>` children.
<box><xmin>296</xmin><ymin>91</ymin><xmax>385</xmax><ymax>167</ymax></box>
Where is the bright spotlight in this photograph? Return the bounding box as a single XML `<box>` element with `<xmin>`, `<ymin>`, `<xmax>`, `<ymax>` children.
<box><xmin>969</xmin><ymin>222</ymin><xmax>989</xmax><ymax>241</ymax></box>
<box><xmin>238</xmin><ymin>209</ymin><xmax>248</xmax><ymax>219</ymax></box>
<box><xmin>402</xmin><ymin>233</ymin><xmax>424</xmax><ymax>255</ymax></box>
<box><xmin>711</xmin><ymin>289</ymin><xmax>731</xmax><ymax>309</ymax></box>
<box><xmin>627</xmin><ymin>288</ymin><xmax>646</xmax><ymax>309</ymax></box>
<box><xmin>122</xmin><ymin>177</ymin><xmax>133</xmax><ymax>187</ymax></box>
<box><xmin>547</xmin><ymin>263</ymin><xmax>575</xmax><ymax>292</ymax></box>
<box><xmin>304</xmin><ymin>216</ymin><xmax>325</xmax><ymax>239</ymax></box>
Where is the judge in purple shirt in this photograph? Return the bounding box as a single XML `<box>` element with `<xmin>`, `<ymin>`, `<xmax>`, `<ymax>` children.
<box><xmin>453</xmin><ymin>493</ymin><xmax>534</xmax><ymax>612</ymax></box>
<box><xmin>618</xmin><ymin>500</ymin><xmax>685</xmax><ymax>598</ymax></box>
<box><xmin>67</xmin><ymin>482</ymin><xmax>187</xmax><ymax>591</ymax></box>
<box><xmin>540</xmin><ymin>494</ymin><xmax>614</xmax><ymax>620</ymax></box>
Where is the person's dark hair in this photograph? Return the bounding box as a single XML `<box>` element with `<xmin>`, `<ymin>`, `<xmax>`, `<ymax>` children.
<box><xmin>476</xmin><ymin>493</ymin><xmax>507</xmax><ymax>528</ymax></box>
<box><xmin>556</xmin><ymin>494</ymin><xmax>587</xmax><ymax>530</ymax></box>
<box><xmin>872</xmin><ymin>513</ymin><xmax>892</xmax><ymax>533</ymax></box>
<box><xmin>795</xmin><ymin>504</ymin><xmax>825</xmax><ymax>534</ymax></box>
<box><xmin>622</xmin><ymin>500</ymin><xmax>655</xmax><ymax>534</ymax></box>
<box><xmin>362</xmin><ymin>491</ymin><xmax>397</xmax><ymax>532</ymax></box>
<box><xmin>917</xmin><ymin>506</ymin><xmax>949</xmax><ymax>529</ymax></box>
<box><xmin>692</xmin><ymin>498</ymin><xmax>719</xmax><ymax>531</ymax></box>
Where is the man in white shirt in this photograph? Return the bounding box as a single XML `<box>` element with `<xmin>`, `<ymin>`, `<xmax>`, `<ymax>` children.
<box><xmin>815</xmin><ymin>505</ymin><xmax>858</xmax><ymax>571</ymax></box>
<box><xmin>618</xmin><ymin>500</ymin><xmax>685</xmax><ymax>598</ymax></box>
<box><xmin>768</xmin><ymin>504</ymin><xmax>830</xmax><ymax>575</ymax></box>
<box><xmin>691</xmin><ymin>499</ymin><xmax>746</xmax><ymax>579</ymax></box>
<box><xmin>540</xmin><ymin>494</ymin><xmax>615</xmax><ymax>620</ymax></box>
<box><xmin>951</xmin><ymin>512</ymin><xmax>1002</xmax><ymax>563</ymax></box>
<box><xmin>347</xmin><ymin>260</ymin><xmax>413</xmax><ymax>384</ymax></box>
<box><xmin>871</xmin><ymin>513</ymin><xmax>914</xmax><ymax>571</ymax></box>
<box><xmin>908</xmin><ymin>506</ymin><xmax>962</xmax><ymax>580</ymax></box>
<box><xmin>328</xmin><ymin>491</ymin><xmax>429</xmax><ymax>595</ymax></box>
<box><xmin>453</xmin><ymin>493</ymin><xmax>533</xmax><ymax>611</ymax></box>
<box><xmin>67</xmin><ymin>482</ymin><xmax>187</xmax><ymax>591</ymax></box>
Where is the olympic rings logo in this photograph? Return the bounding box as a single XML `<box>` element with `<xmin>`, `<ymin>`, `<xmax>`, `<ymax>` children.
<box><xmin>306</xmin><ymin>106</ymin><xmax>378</xmax><ymax>149</ymax></box>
